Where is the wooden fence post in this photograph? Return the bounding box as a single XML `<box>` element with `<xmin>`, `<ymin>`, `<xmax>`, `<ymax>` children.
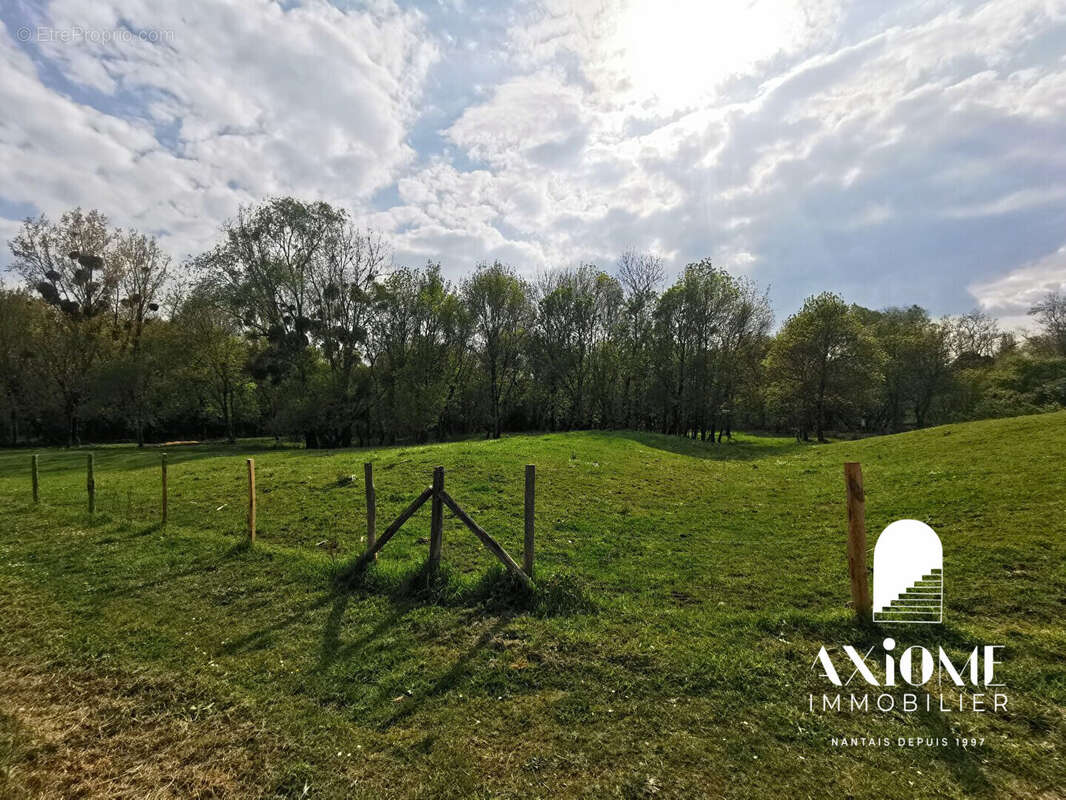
<box><xmin>247</xmin><ymin>458</ymin><xmax>256</xmax><ymax>543</ymax></box>
<box><xmin>161</xmin><ymin>452</ymin><xmax>168</xmax><ymax>526</ymax></box>
<box><xmin>844</xmin><ymin>462</ymin><xmax>871</xmax><ymax>622</ymax></box>
<box><xmin>31</xmin><ymin>454</ymin><xmax>39</xmax><ymax>505</ymax></box>
<box><xmin>429</xmin><ymin>466</ymin><xmax>444</xmax><ymax>571</ymax></box>
<box><xmin>364</xmin><ymin>462</ymin><xmax>376</xmax><ymax>559</ymax></box>
<box><xmin>87</xmin><ymin>453</ymin><xmax>95</xmax><ymax>514</ymax></box>
<box><xmin>524</xmin><ymin>464</ymin><xmax>535</xmax><ymax>577</ymax></box>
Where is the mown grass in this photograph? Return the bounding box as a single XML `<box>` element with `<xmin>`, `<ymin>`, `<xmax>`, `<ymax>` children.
<box><xmin>0</xmin><ymin>414</ymin><xmax>1064</xmax><ymax>798</ymax></box>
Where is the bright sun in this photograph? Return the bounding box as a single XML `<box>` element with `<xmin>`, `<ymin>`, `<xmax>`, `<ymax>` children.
<box><xmin>613</xmin><ymin>0</ymin><xmax>818</xmax><ymax>111</ymax></box>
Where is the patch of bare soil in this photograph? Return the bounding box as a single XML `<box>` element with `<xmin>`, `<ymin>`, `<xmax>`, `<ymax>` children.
<box><xmin>0</xmin><ymin>659</ymin><xmax>288</xmax><ymax>799</ymax></box>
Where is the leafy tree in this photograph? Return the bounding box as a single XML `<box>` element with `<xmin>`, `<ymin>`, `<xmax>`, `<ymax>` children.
<box><xmin>948</xmin><ymin>310</ymin><xmax>1000</xmax><ymax>367</ymax></box>
<box><xmin>764</xmin><ymin>292</ymin><xmax>882</xmax><ymax>441</ymax></box>
<box><xmin>650</xmin><ymin>260</ymin><xmax>770</xmax><ymax>439</ymax></box>
<box><xmin>109</xmin><ymin>230</ymin><xmax>170</xmax><ymax>352</ymax></box>
<box><xmin>94</xmin><ymin>319</ymin><xmax>180</xmax><ymax>446</ymax></box>
<box><xmin>10</xmin><ymin>209</ymin><xmax>115</xmax><ymax>319</ymax></box>
<box><xmin>1029</xmin><ymin>290</ymin><xmax>1066</xmax><ymax>355</ymax></box>
<box><xmin>858</xmin><ymin>306</ymin><xmax>952</xmax><ymax>431</ymax></box>
<box><xmin>0</xmin><ymin>289</ymin><xmax>47</xmax><ymax>444</ymax></box>
<box><xmin>532</xmin><ymin>265</ymin><xmax>623</xmax><ymax>430</ymax></box>
<box><xmin>5</xmin><ymin>199</ymin><xmax>1065</xmax><ymax>447</ymax></box>
<box><xmin>369</xmin><ymin>264</ymin><xmax>469</xmax><ymax>443</ymax></box>
<box><xmin>709</xmin><ymin>274</ymin><xmax>772</xmax><ymax>440</ymax></box>
<box><xmin>197</xmin><ymin>197</ymin><xmax>384</xmax><ymax>446</ymax></box>
<box><xmin>462</xmin><ymin>262</ymin><xmax>532</xmax><ymax>438</ymax></box>
<box><xmin>616</xmin><ymin>249</ymin><xmax>663</xmax><ymax>430</ymax></box>
<box><xmin>9</xmin><ymin>210</ymin><xmax>115</xmax><ymax>444</ymax></box>
<box><xmin>9</xmin><ymin>210</ymin><xmax>171</xmax><ymax>445</ymax></box>
<box><xmin>174</xmin><ymin>289</ymin><xmax>255</xmax><ymax>444</ymax></box>
<box><xmin>950</xmin><ymin>351</ymin><xmax>1066</xmax><ymax>421</ymax></box>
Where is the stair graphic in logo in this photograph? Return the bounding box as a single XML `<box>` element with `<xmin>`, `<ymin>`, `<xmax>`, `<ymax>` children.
<box><xmin>873</xmin><ymin>519</ymin><xmax>943</xmax><ymax>624</ymax></box>
<box><xmin>873</xmin><ymin>567</ymin><xmax>942</xmax><ymax>623</ymax></box>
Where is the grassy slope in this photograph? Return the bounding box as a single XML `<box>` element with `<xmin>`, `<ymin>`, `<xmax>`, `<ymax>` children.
<box><xmin>0</xmin><ymin>413</ymin><xmax>1064</xmax><ymax>799</ymax></box>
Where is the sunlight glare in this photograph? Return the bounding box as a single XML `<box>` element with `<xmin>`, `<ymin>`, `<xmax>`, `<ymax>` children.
<box><xmin>614</xmin><ymin>0</ymin><xmax>815</xmax><ymax>111</ymax></box>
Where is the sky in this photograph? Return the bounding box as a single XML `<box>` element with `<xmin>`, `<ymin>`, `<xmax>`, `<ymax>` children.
<box><xmin>2</xmin><ymin>0</ymin><xmax>1065</xmax><ymax>329</ymax></box>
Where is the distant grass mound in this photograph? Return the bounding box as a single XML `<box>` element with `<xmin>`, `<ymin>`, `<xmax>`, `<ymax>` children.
<box><xmin>1</xmin><ymin>413</ymin><xmax>1064</xmax><ymax>798</ymax></box>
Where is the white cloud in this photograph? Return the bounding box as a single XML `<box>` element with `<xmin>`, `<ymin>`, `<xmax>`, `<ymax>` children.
<box><xmin>1</xmin><ymin>0</ymin><xmax>437</xmax><ymax>264</ymax></box>
<box><xmin>943</xmin><ymin>186</ymin><xmax>1066</xmax><ymax>218</ymax></box>
<box><xmin>969</xmin><ymin>245</ymin><xmax>1066</xmax><ymax>326</ymax></box>
<box><xmin>447</xmin><ymin>70</ymin><xmax>590</xmax><ymax>167</ymax></box>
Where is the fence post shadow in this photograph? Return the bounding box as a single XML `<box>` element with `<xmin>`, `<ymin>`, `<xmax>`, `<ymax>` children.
<box><xmin>379</xmin><ymin>613</ymin><xmax>514</xmax><ymax>730</ymax></box>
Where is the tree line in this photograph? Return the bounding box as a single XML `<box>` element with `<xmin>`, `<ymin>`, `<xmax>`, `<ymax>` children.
<box><xmin>3</xmin><ymin>199</ymin><xmax>1065</xmax><ymax>448</ymax></box>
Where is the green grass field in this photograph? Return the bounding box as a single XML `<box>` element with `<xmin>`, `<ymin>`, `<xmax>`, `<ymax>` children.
<box><xmin>1</xmin><ymin>414</ymin><xmax>1064</xmax><ymax>798</ymax></box>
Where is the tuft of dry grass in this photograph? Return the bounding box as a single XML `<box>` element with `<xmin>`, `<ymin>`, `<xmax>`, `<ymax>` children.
<box><xmin>0</xmin><ymin>658</ymin><xmax>288</xmax><ymax>800</ymax></box>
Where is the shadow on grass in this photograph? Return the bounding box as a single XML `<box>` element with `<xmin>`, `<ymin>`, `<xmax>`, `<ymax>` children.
<box><xmin>220</xmin><ymin>591</ymin><xmax>337</xmax><ymax>656</ymax></box>
<box><xmin>380</xmin><ymin>613</ymin><xmax>515</xmax><ymax>731</ymax></box>
<box><xmin>602</xmin><ymin>429</ymin><xmax>810</xmax><ymax>462</ymax></box>
<box><xmin>308</xmin><ymin>573</ymin><xmax>530</xmax><ymax>731</ymax></box>
<box><xmin>93</xmin><ymin>531</ymin><xmax>261</xmax><ymax>603</ymax></box>
<box><xmin>765</xmin><ymin>612</ymin><xmax>993</xmax><ymax>653</ymax></box>
<box><xmin>0</xmin><ymin>431</ymin><xmax>495</xmax><ymax>480</ymax></box>
<box><xmin>336</xmin><ymin>556</ymin><xmax>595</xmax><ymax>618</ymax></box>
<box><xmin>316</xmin><ymin>594</ymin><xmax>407</xmax><ymax>672</ymax></box>
<box><xmin>0</xmin><ymin>446</ymin><xmax>257</xmax><ymax>479</ymax></box>
<box><xmin>914</xmin><ymin>708</ymin><xmax>993</xmax><ymax>794</ymax></box>
<box><xmin>220</xmin><ymin>557</ymin><xmax>592</xmax><ymax>677</ymax></box>
<box><xmin>224</xmin><ymin>537</ymin><xmax>254</xmax><ymax>558</ymax></box>
<box><xmin>97</xmin><ymin>521</ymin><xmax>165</xmax><ymax>544</ymax></box>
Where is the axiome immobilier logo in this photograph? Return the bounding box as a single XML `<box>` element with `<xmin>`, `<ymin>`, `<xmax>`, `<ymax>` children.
<box><xmin>873</xmin><ymin>520</ymin><xmax>942</xmax><ymax>624</ymax></box>
<box><xmin>807</xmin><ymin>520</ymin><xmax>1008</xmax><ymax>722</ymax></box>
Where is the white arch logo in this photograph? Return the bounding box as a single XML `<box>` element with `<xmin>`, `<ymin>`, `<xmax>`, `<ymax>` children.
<box><xmin>873</xmin><ymin>520</ymin><xmax>943</xmax><ymax>624</ymax></box>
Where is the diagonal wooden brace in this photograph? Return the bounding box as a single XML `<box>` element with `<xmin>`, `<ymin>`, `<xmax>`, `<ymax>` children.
<box><xmin>438</xmin><ymin>489</ymin><xmax>533</xmax><ymax>589</ymax></box>
<box><xmin>350</xmin><ymin>486</ymin><xmax>433</xmax><ymax>571</ymax></box>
